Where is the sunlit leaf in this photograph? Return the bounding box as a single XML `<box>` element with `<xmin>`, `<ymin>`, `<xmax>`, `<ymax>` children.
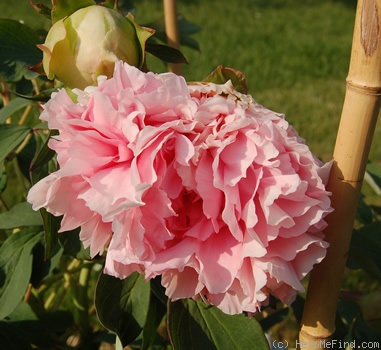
<box><xmin>167</xmin><ymin>299</ymin><xmax>270</xmax><ymax>350</ymax></box>
<box><xmin>203</xmin><ymin>65</ymin><xmax>248</xmax><ymax>94</ymax></box>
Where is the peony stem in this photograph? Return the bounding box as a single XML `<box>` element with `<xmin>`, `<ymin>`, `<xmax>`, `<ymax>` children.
<box><xmin>163</xmin><ymin>0</ymin><xmax>183</xmax><ymax>75</ymax></box>
<box><xmin>299</xmin><ymin>0</ymin><xmax>381</xmax><ymax>348</ymax></box>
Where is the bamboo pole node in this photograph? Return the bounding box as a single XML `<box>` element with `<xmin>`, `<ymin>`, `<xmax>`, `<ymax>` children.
<box><xmin>299</xmin><ymin>329</ymin><xmax>332</xmax><ymax>342</ymax></box>
<box><xmin>347</xmin><ymin>80</ymin><xmax>381</xmax><ymax>95</ymax></box>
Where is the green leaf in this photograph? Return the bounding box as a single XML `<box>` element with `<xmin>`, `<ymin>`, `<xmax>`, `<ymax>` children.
<box><xmin>0</xmin><ymin>98</ymin><xmax>34</xmax><ymax>124</ymax></box>
<box><xmin>365</xmin><ymin>162</ymin><xmax>381</xmax><ymax>195</ymax></box>
<box><xmin>337</xmin><ymin>298</ymin><xmax>360</xmax><ymax>327</ymax></box>
<box><xmin>290</xmin><ymin>294</ymin><xmax>305</xmax><ymax>325</ymax></box>
<box><xmin>367</xmin><ymin>162</ymin><xmax>381</xmax><ymax>180</ymax></box>
<box><xmin>100</xmin><ymin>0</ymin><xmax>119</xmax><ymax>10</ymax></box>
<box><xmin>30</xmin><ymin>1</ymin><xmax>52</xmax><ymax>20</ymax></box>
<box><xmin>1</xmin><ymin>301</ymin><xmax>73</xmax><ymax>348</ymax></box>
<box><xmin>356</xmin><ymin>194</ymin><xmax>374</xmax><ymax>224</ymax></box>
<box><xmin>177</xmin><ymin>15</ymin><xmax>201</xmax><ymax>50</ymax></box>
<box><xmin>167</xmin><ymin>299</ymin><xmax>270</xmax><ymax>350</ymax></box>
<box><xmin>0</xmin><ymin>322</ymin><xmax>32</xmax><ymax>350</ymax></box>
<box><xmin>146</xmin><ymin>42</ymin><xmax>188</xmax><ymax>64</ymax></box>
<box><xmin>58</xmin><ymin>228</ymin><xmax>81</xmax><ymax>257</ymax></box>
<box><xmin>179</xmin><ymin>35</ymin><xmax>200</xmax><ymax>53</ymax></box>
<box><xmin>30</xmin><ymin>241</ymin><xmax>62</xmax><ymax>287</ymax></box>
<box><xmin>17</xmin><ymin>132</ymin><xmax>37</xmax><ymax>182</ymax></box>
<box><xmin>127</xmin><ymin>13</ymin><xmax>155</xmax><ymax>67</ymax></box>
<box><xmin>75</xmin><ymin>245</ymin><xmax>91</xmax><ymax>260</ymax></box>
<box><xmin>150</xmin><ymin>276</ymin><xmax>168</xmax><ymax>306</ymax></box>
<box><xmin>142</xmin><ymin>283</ymin><xmax>168</xmax><ymax>349</ymax></box>
<box><xmin>259</xmin><ymin>307</ymin><xmax>289</xmax><ymax>332</ymax></box>
<box><xmin>352</xmin><ymin>313</ymin><xmax>381</xmax><ymax>343</ymax></box>
<box><xmin>32</xmin><ymin>130</ymin><xmax>55</xmax><ymax>164</ymax></box>
<box><xmin>29</xmin><ymin>130</ymin><xmax>57</xmax><ymax>184</ymax></box>
<box><xmin>39</xmin><ymin>209</ymin><xmax>61</xmax><ymax>260</ymax></box>
<box><xmin>115</xmin><ymin>0</ymin><xmax>135</xmax><ymax>14</ymax></box>
<box><xmin>0</xmin><ymin>162</ymin><xmax>7</xmax><ymax>194</ymax></box>
<box><xmin>0</xmin><ymin>19</ymin><xmax>42</xmax><ymax>82</ymax></box>
<box><xmin>0</xmin><ymin>124</ymin><xmax>31</xmax><ymax>163</ymax></box>
<box><xmin>203</xmin><ymin>65</ymin><xmax>248</xmax><ymax>94</ymax></box>
<box><xmin>58</xmin><ymin>227</ymin><xmax>93</xmax><ymax>261</ymax></box>
<box><xmin>51</xmin><ymin>0</ymin><xmax>96</xmax><ymax>23</ymax></box>
<box><xmin>10</xmin><ymin>88</ymin><xmax>58</xmax><ymax>103</ymax></box>
<box><xmin>0</xmin><ymin>202</ymin><xmax>42</xmax><ymax>229</ymax></box>
<box><xmin>146</xmin><ymin>14</ymin><xmax>200</xmax><ymax>51</ymax></box>
<box><xmin>95</xmin><ymin>272</ymin><xmax>151</xmax><ymax>346</ymax></box>
<box><xmin>347</xmin><ymin>222</ymin><xmax>381</xmax><ymax>280</ymax></box>
<box><xmin>359</xmin><ymin>291</ymin><xmax>381</xmax><ymax>333</ymax></box>
<box><xmin>0</xmin><ymin>228</ymin><xmax>43</xmax><ymax>319</ymax></box>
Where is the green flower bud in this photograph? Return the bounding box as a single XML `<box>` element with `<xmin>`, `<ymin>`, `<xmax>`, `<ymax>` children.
<box><xmin>39</xmin><ymin>5</ymin><xmax>153</xmax><ymax>89</ymax></box>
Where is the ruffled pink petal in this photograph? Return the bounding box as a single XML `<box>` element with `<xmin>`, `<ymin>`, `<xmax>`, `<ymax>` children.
<box><xmin>79</xmin><ymin>164</ymin><xmax>145</xmax><ymax>221</ymax></box>
<box><xmin>197</xmin><ymin>228</ymin><xmax>242</xmax><ymax>293</ymax></box>
<box><xmin>79</xmin><ymin>215</ymin><xmax>112</xmax><ymax>257</ymax></box>
<box><xmin>161</xmin><ymin>266</ymin><xmax>204</xmax><ymax>300</ymax></box>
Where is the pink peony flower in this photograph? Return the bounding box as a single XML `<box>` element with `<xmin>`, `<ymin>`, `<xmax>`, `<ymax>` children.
<box><xmin>28</xmin><ymin>61</ymin><xmax>332</xmax><ymax>314</ymax></box>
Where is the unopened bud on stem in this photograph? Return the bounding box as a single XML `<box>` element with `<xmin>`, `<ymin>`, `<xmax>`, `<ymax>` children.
<box><xmin>39</xmin><ymin>5</ymin><xmax>153</xmax><ymax>89</ymax></box>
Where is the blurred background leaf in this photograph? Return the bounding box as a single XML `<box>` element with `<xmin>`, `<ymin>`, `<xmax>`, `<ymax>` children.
<box><xmin>0</xmin><ymin>19</ymin><xmax>43</xmax><ymax>82</ymax></box>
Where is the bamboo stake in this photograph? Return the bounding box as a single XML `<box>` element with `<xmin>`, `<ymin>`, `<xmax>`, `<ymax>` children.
<box><xmin>299</xmin><ymin>0</ymin><xmax>381</xmax><ymax>348</ymax></box>
<box><xmin>163</xmin><ymin>0</ymin><xmax>183</xmax><ymax>75</ymax></box>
